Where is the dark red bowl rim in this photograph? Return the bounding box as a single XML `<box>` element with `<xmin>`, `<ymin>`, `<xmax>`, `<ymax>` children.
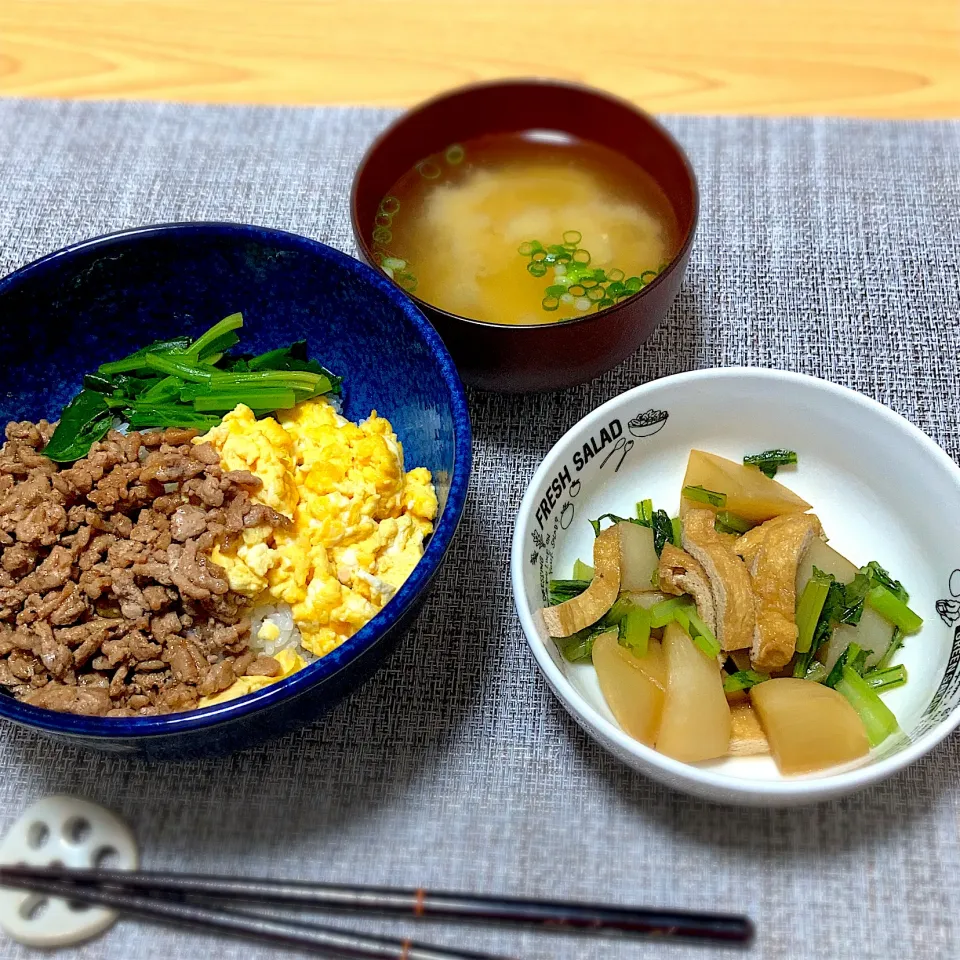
<box><xmin>350</xmin><ymin>77</ymin><xmax>699</xmax><ymax>333</ymax></box>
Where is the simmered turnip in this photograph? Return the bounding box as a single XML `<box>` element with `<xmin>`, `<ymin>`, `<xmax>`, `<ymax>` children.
<box><xmin>657</xmin><ymin>622</ymin><xmax>731</xmax><ymax>762</ymax></box>
<box><xmin>750</xmin><ymin>678</ymin><xmax>869</xmax><ymax>775</ymax></box>
<box><xmin>617</xmin><ymin>521</ymin><xmax>660</xmax><ymax>592</ymax></box>
<box><xmin>593</xmin><ymin>631</ymin><xmax>666</xmax><ymax>747</ymax></box>
<box><xmin>796</xmin><ymin>538</ymin><xmax>856</xmax><ymax>592</ymax></box>
<box><xmin>681</xmin><ymin>450</ymin><xmax>811</xmax><ymax>523</ymax></box>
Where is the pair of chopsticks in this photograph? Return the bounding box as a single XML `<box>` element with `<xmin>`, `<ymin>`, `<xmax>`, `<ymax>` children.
<box><xmin>0</xmin><ymin>864</ymin><xmax>753</xmax><ymax>958</ymax></box>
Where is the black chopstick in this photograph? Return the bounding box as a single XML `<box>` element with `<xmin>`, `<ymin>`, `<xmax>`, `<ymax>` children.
<box><xmin>0</xmin><ymin>872</ymin><xmax>512</xmax><ymax>960</ymax></box>
<box><xmin>0</xmin><ymin>864</ymin><xmax>753</xmax><ymax>946</ymax></box>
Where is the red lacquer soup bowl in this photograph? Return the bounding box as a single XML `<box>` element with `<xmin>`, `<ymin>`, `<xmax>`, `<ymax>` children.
<box><xmin>351</xmin><ymin>79</ymin><xmax>698</xmax><ymax>393</ymax></box>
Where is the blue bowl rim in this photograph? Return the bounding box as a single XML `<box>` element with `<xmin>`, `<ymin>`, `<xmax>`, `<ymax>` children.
<box><xmin>0</xmin><ymin>221</ymin><xmax>472</xmax><ymax>738</ymax></box>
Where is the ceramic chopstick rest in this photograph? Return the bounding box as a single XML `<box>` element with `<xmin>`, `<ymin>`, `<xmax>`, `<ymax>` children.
<box><xmin>0</xmin><ymin>796</ymin><xmax>138</xmax><ymax>946</ymax></box>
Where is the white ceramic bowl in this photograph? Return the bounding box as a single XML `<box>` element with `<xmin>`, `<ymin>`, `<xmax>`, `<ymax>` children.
<box><xmin>512</xmin><ymin>368</ymin><xmax>960</xmax><ymax>806</ymax></box>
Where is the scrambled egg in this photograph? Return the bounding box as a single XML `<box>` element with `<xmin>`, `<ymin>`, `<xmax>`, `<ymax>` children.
<box><xmin>198</xmin><ymin>399</ymin><xmax>437</xmax><ymax>681</ymax></box>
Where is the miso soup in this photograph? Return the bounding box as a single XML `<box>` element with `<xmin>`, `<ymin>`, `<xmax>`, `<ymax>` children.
<box><xmin>372</xmin><ymin>131</ymin><xmax>679</xmax><ymax>326</ymax></box>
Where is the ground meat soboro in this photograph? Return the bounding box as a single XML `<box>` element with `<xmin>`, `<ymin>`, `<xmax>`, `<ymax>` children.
<box><xmin>0</xmin><ymin>422</ymin><xmax>289</xmax><ymax>717</ymax></box>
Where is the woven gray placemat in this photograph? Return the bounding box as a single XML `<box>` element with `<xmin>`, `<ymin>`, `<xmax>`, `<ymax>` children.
<box><xmin>1</xmin><ymin>99</ymin><xmax>959</xmax><ymax>960</ymax></box>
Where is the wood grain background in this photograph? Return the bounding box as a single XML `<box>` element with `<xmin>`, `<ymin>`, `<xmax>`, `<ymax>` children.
<box><xmin>2</xmin><ymin>0</ymin><xmax>959</xmax><ymax>116</ymax></box>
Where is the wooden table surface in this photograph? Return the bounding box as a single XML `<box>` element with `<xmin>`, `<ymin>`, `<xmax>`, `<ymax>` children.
<box><xmin>2</xmin><ymin>0</ymin><xmax>959</xmax><ymax>117</ymax></box>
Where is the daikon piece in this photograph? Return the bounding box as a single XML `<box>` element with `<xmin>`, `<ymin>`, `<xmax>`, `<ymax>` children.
<box><xmin>681</xmin><ymin>450</ymin><xmax>810</xmax><ymax>523</ymax></box>
<box><xmin>657</xmin><ymin>622</ymin><xmax>731</xmax><ymax>763</ymax></box>
<box><xmin>617</xmin><ymin>521</ymin><xmax>660</xmax><ymax>592</ymax></box>
<box><xmin>593</xmin><ymin>631</ymin><xmax>666</xmax><ymax>747</ymax></box>
<box><xmin>750</xmin><ymin>678</ymin><xmax>869</xmax><ymax>775</ymax></box>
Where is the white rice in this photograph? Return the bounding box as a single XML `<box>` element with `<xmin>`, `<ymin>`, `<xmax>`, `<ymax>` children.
<box><xmin>248</xmin><ymin>601</ymin><xmax>314</xmax><ymax>662</ymax></box>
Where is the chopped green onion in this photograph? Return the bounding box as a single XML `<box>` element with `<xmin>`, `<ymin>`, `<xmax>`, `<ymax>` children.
<box><xmin>517</xmin><ymin>241</ymin><xmax>536</xmax><ymax>256</ymax></box>
<box><xmin>862</xmin><ymin>664</ymin><xmax>908</xmax><ymax>692</ymax></box>
<box><xmin>682</xmin><ymin>485</ymin><xmax>727</xmax><ymax>508</ymax></box>
<box><xmin>723</xmin><ymin>670</ymin><xmax>770</xmax><ymax>693</ymax></box>
<box><xmin>372</xmin><ymin>226</ymin><xmax>392</xmax><ymax>244</ymax></box>
<box><xmin>568</xmin><ymin>284</ymin><xmax>586</xmax><ymax>297</ymax></box>
<box><xmin>608</xmin><ymin>268</ymin><xmax>625</xmax><ymax>282</ymax></box>
<box><xmin>796</xmin><ymin>577</ymin><xmax>831</xmax><ymax>654</ymax></box>
<box><xmin>866</xmin><ymin>585</ymin><xmax>923</xmax><ymax>634</ymax></box>
<box><xmin>527</xmin><ymin>261</ymin><xmax>548</xmax><ymax>278</ymax></box>
<box><xmin>624</xmin><ymin>276</ymin><xmax>643</xmax><ymax>293</ymax></box>
<box><xmin>650</xmin><ymin>596</ymin><xmax>689</xmax><ymax>628</ymax></box>
<box><xmin>743</xmin><ymin>449</ymin><xmax>798</xmax><ymax>479</ymax></box>
<box><xmin>416</xmin><ymin>160</ymin><xmax>441</xmax><ymax>179</ymax></box>
<box><xmin>836</xmin><ymin>665</ymin><xmax>901</xmax><ymax>747</ymax></box>
<box><xmin>572</xmin><ymin>558</ymin><xmax>594</xmax><ymax>581</ymax></box>
<box><xmin>541</xmin><ymin>296</ymin><xmax>560</xmax><ymax>311</ymax></box>
<box><xmin>714</xmin><ymin>510</ymin><xmax>755</xmax><ymax>534</ymax></box>
<box><xmin>620</xmin><ymin>607</ymin><xmax>652</xmax><ymax>658</ymax></box>
<box><xmin>444</xmin><ymin>144</ymin><xmax>465</xmax><ymax>165</ymax></box>
<box><xmin>572</xmin><ymin>249</ymin><xmax>591</xmax><ymax>265</ymax></box>
<box><xmin>562</xmin><ymin>230</ymin><xmax>582</xmax><ymax>245</ymax></box>
<box><xmin>379</xmin><ymin>196</ymin><xmax>400</xmax><ymax>216</ymax></box>
<box><xmin>382</xmin><ymin>257</ymin><xmax>407</xmax><ymax>271</ymax></box>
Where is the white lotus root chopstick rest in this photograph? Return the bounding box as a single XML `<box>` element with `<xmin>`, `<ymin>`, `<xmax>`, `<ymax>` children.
<box><xmin>0</xmin><ymin>796</ymin><xmax>138</xmax><ymax>946</ymax></box>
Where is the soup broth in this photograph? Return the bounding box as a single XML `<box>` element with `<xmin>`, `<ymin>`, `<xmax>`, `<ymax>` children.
<box><xmin>373</xmin><ymin>132</ymin><xmax>679</xmax><ymax>326</ymax></box>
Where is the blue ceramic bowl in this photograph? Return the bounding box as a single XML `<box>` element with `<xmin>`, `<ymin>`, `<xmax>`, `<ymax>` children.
<box><xmin>0</xmin><ymin>223</ymin><xmax>471</xmax><ymax>758</ymax></box>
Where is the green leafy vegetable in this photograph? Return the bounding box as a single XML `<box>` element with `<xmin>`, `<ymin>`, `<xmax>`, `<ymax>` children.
<box><xmin>825</xmin><ymin>642</ymin><xmax>872</xmax><ymax>689</ymax></box>
<box><xmin>836</xmin><ymin>665</ymin><xmax>901</xmax><ymax>747</ymax></box>
<box><xmin>649</xmin><ymin>596</ymin><xmax>689</xmax><ymax>628</ymax></box>
<box><xmin>572</xmin><ymin>558</ymin><xmax>594</xmax><ymax>581</ymax></box>
<box><xmin>723</xmin><ymin>670</ymin><xmax>770</xmax><ymax>693</ymax></box>
<box><xmin>651</xmin><ymin>509</ymin><xmax>675</xmax><ymax>556</ymax></box>
<box><xmin>743</xmin><ymin>449</ymin><xmax>798</xmax><ymax>478</ymax></box>
<box><xmin>671</xmin><ymin>516</ymin><xmax>682</xmax><ymax>546</ymax></box>
<box><xmin>795</xmin><ymin>575</ymin><xmax>831</xmax><ymax>654</ymax></box>
<box><xmin>862</xmin><ymin>664</ymin><xmax>908</xmax><ymax>692</ymax></box>
<box><xmin>619</xmin><ymin>606</ymin><xmax>651</xmax><ymax>658</ymax></box>
<box><xmin>637</xmin><ymin>499</ymin><xmax>653</xmax><ymax>525</ymax></box>
<box><xmin>681</xmin><ymin>484</ymin><xmax>727</xmax><ymax>508</ymax></box>
<box><xmin>548</xmin><ymin>579</ymin><xmax>591</xmax><ymax>606</ymax></box>
<box><xmin>877</xmin><ymin>627</ymin><xmax>905</xmax><ymax>670</ymax></box>
<box><xmin>46</xmin><ymin>314</ymin><xmax>340</xmax><ymax>462</ymax></box>
<box><xmin>714</xmin><ymin>511</ymin><xmax>755</xmax><ymax>535</ymax></box>
<box><xmin>861</xmin><ymin>561</ymin><xmax>909</xmax><ymax>603</ymax></box>
<box><xmin>866</xmin><ymin>585</ymin><xmax>923</xmax><ymax>634</ymax></box>
<box><xmin>686</xmin><ymin>606</ymin><xmax>721</xmax><ymax>658</ymax></box>
<box><xmin>44</xmin><ymin>391</ymin><xmax>114</xmax><ymax>463</ymax></box>
<box><xmin>588</xmin><ymin>513</ymin><xmax>644</xmax><ymax>535</ymax></box>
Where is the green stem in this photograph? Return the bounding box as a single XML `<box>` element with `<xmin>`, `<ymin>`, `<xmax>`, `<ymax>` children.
<box><xmin>796</xmin><ymin>577</ymin><xmax>830</xmax><ymax>654</ymax></box>
<box><xmin>836</xmin><ymin>665</ymin><xmax>901</xmax><ymax>747</ymax></box>
<box><xmin>186</xmin><ymin>313</ymin><xmax>244</xmax><ymax>358</ymax></box>
<box><xmin>866</xmin><ymin>586</ymin><xmax>923</xmax><ymax>634</ymax></box>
